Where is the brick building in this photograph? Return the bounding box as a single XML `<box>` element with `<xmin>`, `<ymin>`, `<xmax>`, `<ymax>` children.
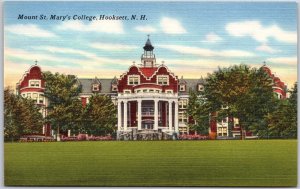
<box><xmin>16</xmin><ymin>37</ymin><xmax>287</xmax><ymax>139</ymax></box>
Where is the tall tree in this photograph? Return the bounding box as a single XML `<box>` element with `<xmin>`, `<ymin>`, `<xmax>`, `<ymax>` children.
<box><xmin>265</xmin><ymin>82</ymin><xmax>297</xmax><ymax>138</ymax></box>
<box><xmin>83</xmin><ymin>94</ymin><xmax>117</xmax><ymax>136</ymax></box>
<box><xmin>4</xmin><ymin>87</ymin><xmax>43</xmax><ymax>141</ymax></box>
<box><xmin>43</xmin><ymin>72</ymin><xmax>82</xmax><ymax>140</ymax></box>
<box><xmin>187</xmin><ymin>90</ymin><xmax>210</xmax><ymax>134</ymax></box>
<box><xmin>204</xmin><ymin>64</ymin><xmax>275</xmax><ymax>139</ymax></box>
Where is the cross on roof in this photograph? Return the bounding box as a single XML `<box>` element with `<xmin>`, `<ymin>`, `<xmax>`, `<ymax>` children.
<box><xmin>34</xmin><ymin>60</ymin><xmax>38</xmax><ymax>65</ymax></box>
<box><xmin>263</xmin><ymin>61</ymin><xmax>266</xmax><ymax>66</ymax></box>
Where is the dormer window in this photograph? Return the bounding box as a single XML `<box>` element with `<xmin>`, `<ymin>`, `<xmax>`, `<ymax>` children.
<box><xmin>128</xmin><ymin>75</ymin><xmax>140</xmax><ymax>85</ymax></box>
<box><xmin>157</xmin><ymin>75</ymin><xmax>169</xmax><ymax>85</ymax></box>
<box><xmin>198</xmin><ymin>84</ymin><xmax>204</xmax><ymax>91</ymax></box>
<box><xmin>92</xmin><ymin>84</ymin><xmax>100</xmax><ymax>92</ymax></box>
<box><xmin>29</xmin><ymin>80</ymin><xmax>40</xmax><ymax>88</ymax></box>
<box><xmin>111</xmin><ymin>84</ymin><xmax>118</xmax><ymax>92</ymax></box>
<box><xmin>179</xmin><ymin>85</ymin><xmax>186</xmax><ymax>92</ymax></box>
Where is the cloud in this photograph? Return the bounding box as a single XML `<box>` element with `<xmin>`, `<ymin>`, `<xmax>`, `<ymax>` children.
<box><xmin>226</xmin><ymin>21</ymin><xmax>297</xmax><ymax>44</ymax></box>
<box><xmin>5</xmin><ymin>24</ymin><xmax>57</xmax><ymax>38</ymax></box>
<box><xmin>36</xmin><ymin>46</ymin><xmax>95</xmax><ymax>57</ymax></box>
<box><xmin>5</xmin><ymin>47</ymin><xmax>134</xmax><ymax>70</ymax></box>
<box><xmin>256</xmin><ymin>44</ymin><xmax>281</xmax><ymax>54</ymax></box>
<box><xmin>90</xmin><ymin>43</ymin><xmax>138</xmax><ymax>51</ymax></box>
<box><xmin>135</xmin><ymin>25</ymin><xmax>157</xmax><ymax>33</ymax></box>
<box><xmin>160</xmin><ymin>17</ymin><xmax>187</xmax><ymax>34</ymax></box>
<box><xmin>157</xmin><ymin>44</ymin><xmax>255</xmax><ymax>58</ymax></box>
<box><xmin>266</xmin><ymin>56</ymin><xmax>297</xmax><ymax>66</ymax></box>
<box><xmin>58</xmin><ymin>20</ymin><xmax>124</xmax><ymax>34</ymax></box>
<box><xmin>202</xmin><ymin>32</ymin><xmax>223</xmax><ymax>43</ymax></box>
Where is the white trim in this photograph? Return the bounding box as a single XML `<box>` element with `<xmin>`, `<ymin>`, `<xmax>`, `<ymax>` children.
<box><xmin>19</xmin><ymin>86</ymin><xmax>45</xmax><ymax>90</ymax></box>
<box><xmin>134</xmin><ymin>88</ymin><xmax>162</xmax><ymax>93</ymax></box>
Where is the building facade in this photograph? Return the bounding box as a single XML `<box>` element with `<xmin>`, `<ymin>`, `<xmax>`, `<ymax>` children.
<box><xmin>16</xmin><ymin>37</ymin><xmax>287</xmax><ymax>139</ymax></box>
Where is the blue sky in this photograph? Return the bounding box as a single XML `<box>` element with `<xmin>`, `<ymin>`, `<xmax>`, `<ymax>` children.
<box><xmin>4</xmin><ymin>2</ymin><xmax>297</xmax><ymax>88</ymax></box>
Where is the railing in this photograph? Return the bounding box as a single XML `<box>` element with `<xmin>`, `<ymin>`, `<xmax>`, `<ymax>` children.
<box><xmin>118</xmin><ymin>93</ymin><xmax>178</xmax><ymax>98</ymax></box>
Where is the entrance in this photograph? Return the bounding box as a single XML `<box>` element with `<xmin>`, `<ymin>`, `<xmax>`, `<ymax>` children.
<box><xmin>142</xmin><ymin>119</ymin><xmax>154</xmax><ymax>130</ymax></box>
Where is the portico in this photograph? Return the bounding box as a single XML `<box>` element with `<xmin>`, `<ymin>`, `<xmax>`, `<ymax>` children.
<box><xmin>117</xmin><ymin>93</ymin><xmax>179</xmax><ymax>134</ymax></box>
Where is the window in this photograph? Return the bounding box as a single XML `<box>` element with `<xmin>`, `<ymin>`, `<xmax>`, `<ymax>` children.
<box><xmin>32</xmin><ymin>93</ymin><xmax>38</xmax><ymax>99</ymax></box>
<box><xmin>128</xmin><ymin>76</ymin><xmax>140</xmax><ymax>85</ymax></box>
<box><xmin>136</xmin><ymin>90</ymin><xmax>141</xmax><ymax>93</ymax></box>
<box><xmin>179</xmin><ymin>99</ymin><xmax>188</xmax><ymax>109</ymax></box>
<box><xmin>92</xmin><ymin>84</ymin><xmax>99</xmax><ymax>92</ymax></box>
<box><xmin>111</xmin><ymin>84</ymin><xmax>118</xmax><ymax>91</ymax></box>
<box><xmin>218</xmin><ymin>127</ymin><xmax>228</xmax><ymax>136</ymax></box>
<box><xmin>29</xmin><ymin>80</ymin><xmax>40</xmax><ymax>88</ymax></box>
<box><xmin>179</xmin><ymin>85</ymin><xmax>186</xmax><ymax>91</ymax></box>
<box><xmin>221</xmin><ymin>105</ymin><xmax>229</xmax><ymax>109</ymax></box>
<box><xmin>222</xmin><ymin>118</ymin><xmax>227</xmax><ymax>123</ymax></box>
<box><xmin>27</xmin><ymin>93</ymin><xmax>31</xmax><ymax>98</ymax></box>
<box><xmin>39</xmin><ymin>94</ymin><xmax>44</xmax><ymax>104</ymax></box>
<box><xmin>157</xmin><ymin>76</ymin><xmax>168</xmax><ymax>85</ymax></box>
<box><xmin>124</xmin><ymin>90</ymin><xmax>131</xmax><ymax>94</ymax></box>
<box><xmin>166</xmin><ymin>90</ymin><xmax>173</xmax><ymax>94</ymax></box>
<box><xmin>178</xmin><ymin>111</ymin><xmax>188</xmax><ymax>123</ymax></box>
<box><xmin>198</xmin><ymin>84</ymin><xmax>204</xmax><ymax>91</ymax></box>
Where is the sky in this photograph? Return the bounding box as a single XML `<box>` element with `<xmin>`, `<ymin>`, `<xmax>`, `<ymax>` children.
<box><xmin>4</xmin><ymin>2</ymin><xmax>298</xmax><ymax>89</ymax></box>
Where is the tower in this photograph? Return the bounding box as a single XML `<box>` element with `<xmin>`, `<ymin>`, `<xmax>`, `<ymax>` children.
<box><xmin>141</xmin><ymin>35</ymin><xmax>156</xmax><ymax>67</ymax></box>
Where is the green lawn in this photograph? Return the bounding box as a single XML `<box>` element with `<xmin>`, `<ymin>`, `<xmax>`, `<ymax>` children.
<box><xmin>4</xmin><ymin>140</ymin><xmax>297</xmax><ymax>186</ymax></box>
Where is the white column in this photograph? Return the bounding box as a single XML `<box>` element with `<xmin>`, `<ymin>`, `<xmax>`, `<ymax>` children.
<box><xmin>154</xmin><ymin>99</ymin><xmax>158</xmax><ymax>130</ymax></box>
<box><xmin>168</xmin><ymin>100</ymin><xmax>173</xmax><ymax>131</ymax></box>
<box><xmin>68</xmin><ymin>130</ymin><xmax>71</xmax><ymax>137</ymax></box>
<box><xmin>174</xmin><ymin>100</ymin><xmax>179</xmax><ymax>133</ymax></box>
<box><xmin>117</xmin><ymin>100</ymin><xmax>122</xmax><ymax>131</ymax></box>
<box><xmin>124</xmin><ymin>100</ymin><xmax>128</xmax><ymax>131</ymax></box>
<box><xmin>137</xmin><ymin>99</ymin><xmax>142</xmax><ymax>130</ymax></box>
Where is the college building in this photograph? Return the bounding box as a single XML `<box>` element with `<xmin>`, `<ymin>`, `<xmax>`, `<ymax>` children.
<box><xmin>16</xmin><ymin>37</ymin><xmax>287</xmax><ymax>139</ymax></box>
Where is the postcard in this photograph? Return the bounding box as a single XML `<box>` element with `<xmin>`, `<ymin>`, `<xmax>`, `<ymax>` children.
<box><xmin>3</xmin><ymin>1</ymin><xmax>297</xmax><ymax>187</ymax></box>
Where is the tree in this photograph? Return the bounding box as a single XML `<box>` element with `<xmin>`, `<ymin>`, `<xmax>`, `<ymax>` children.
<box><xmin>83</xmin><ymin>94</ymin><xmax>117</xmax><ymax>136</ymax></box>
<box><xmin>4</xmin><ymin>87</ymin><xmax>43</xmax><ymax>141</ymax></box>
<box><xmin>187</xmin><ymin>90</ymin><xmax>210</xmax><ymax>135</ymax></box>
<box><xmin>265</xmin><ymin>82</ymin><xmax>297</xmax><ymax>138</ymax></box>
<box><xmin>204</xmin><ymin>64</ymin><xmax>275</xmax><ymax>139</ymax></box>
<box><xmin>43</xmin><ymin>72</ymin><xmax>82</xmax><ymax>140</ymax></box>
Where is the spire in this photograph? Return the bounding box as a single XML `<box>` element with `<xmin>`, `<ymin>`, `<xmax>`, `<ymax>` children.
<box><xmin>143</xmin><ymin>34</ymin><xmax>154</xmax><ymax>51</ymax></box>
<box><xmin>263</xmin><ymin>61</ymin><xmax>266</xmax><ymax>66</ymax></box>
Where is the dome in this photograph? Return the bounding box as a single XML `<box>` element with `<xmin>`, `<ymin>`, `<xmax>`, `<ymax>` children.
<box><xmin>143</xmin><ymin>38</ymin><xmax>154</xmax><ymax>51</ymax></box>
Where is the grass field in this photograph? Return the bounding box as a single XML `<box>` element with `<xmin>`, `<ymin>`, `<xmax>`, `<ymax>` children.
<box><xmin>4</xmin><ymin>140</ymin><xmax>297</xmax><ymax>186</ymax></box>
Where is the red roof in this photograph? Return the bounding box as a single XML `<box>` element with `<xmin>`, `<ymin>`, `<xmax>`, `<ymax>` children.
<box><xmin>139</xmin><ymin>67</ymin><xmax>158</xmax><ymax>78</ymax></box>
